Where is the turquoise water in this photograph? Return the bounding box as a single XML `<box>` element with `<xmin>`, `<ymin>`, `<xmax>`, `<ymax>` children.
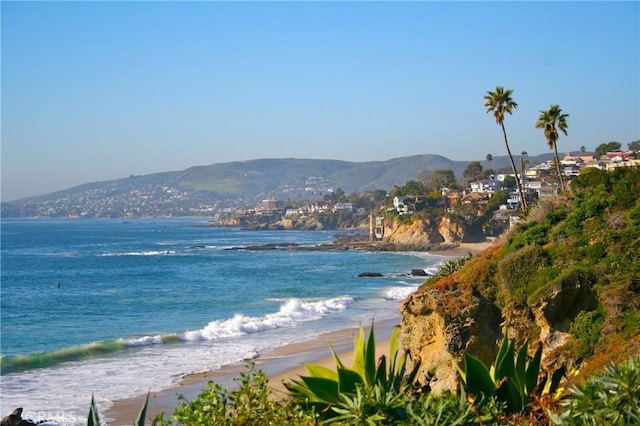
<box><xmin>1</xmin><ymin>218</ymin><xmax>448</xmax><ymax>424</ymax></box>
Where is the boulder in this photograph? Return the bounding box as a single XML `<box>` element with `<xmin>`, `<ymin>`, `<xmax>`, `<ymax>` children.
<box><xmin>357</xmin><ymin>272</ymin><xmax>383</xmax><ymax>277</ymax></box>
<box><xmin>1</xmin><ymin>408</ymin><xmax>36</xmax><ymax>426</ymax></box>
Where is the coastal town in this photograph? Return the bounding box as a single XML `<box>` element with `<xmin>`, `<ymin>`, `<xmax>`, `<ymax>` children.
<box><xmin>1</xmin><ymin>149</ymin><xmax>638</xmax><ymax>221</ymax></box>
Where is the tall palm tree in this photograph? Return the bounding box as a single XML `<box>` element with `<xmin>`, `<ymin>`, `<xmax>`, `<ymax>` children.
<box><xmin>520</xmin><ymin>151</ymin><xmax>528</xmax><ymax>184</ymax></box>
<box><xmin>536</xmin><ymin>105</ymin><xmax>569</xmax><ymax>192</ymax></box>
<box><xmin>484</xmin><ymin>86</ymin><xmax>528</xmax><ymax>212</ymax></box>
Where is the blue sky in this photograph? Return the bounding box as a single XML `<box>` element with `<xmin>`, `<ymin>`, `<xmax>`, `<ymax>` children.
<box><xmin>2</xmin><ymin>1</ymin><xmax>639</xmax><ymax>201</ymax></box>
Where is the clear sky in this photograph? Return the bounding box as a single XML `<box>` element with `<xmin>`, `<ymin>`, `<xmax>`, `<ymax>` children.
<box><xmin>2</xmin><ymin>1</ymin><xmax>639</xmax><ymax>201</ymax></box>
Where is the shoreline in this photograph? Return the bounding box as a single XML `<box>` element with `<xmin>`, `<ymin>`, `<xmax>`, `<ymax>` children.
<box><xmin>105</xmin><ymin>320</ymin><xmax>398</xmax><ymax>425</ymax></box>
<box><xmin>104</xmin><ymin>241</ymin><xmax>491</xmax><ymax>425</ymax></box>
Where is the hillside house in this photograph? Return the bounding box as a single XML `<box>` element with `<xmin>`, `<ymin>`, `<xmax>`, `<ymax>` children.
<box><xmin>332</xmin><ymin>203</ymin><xmax>354</xmax><ymax>213</ymax></box>
<box><xmin>470</xmin><ymin>179</ymin><xmax>501</xmax><ymax>193</ymax></box>
<box><xmin>563</xmin><ymin>153</ymin><xmax>597</xmax><ymax>164</ymax></box>
<box><xmin>393</xmin><ymin>196</ymin><xmax>409</xmax><ymax>215</ymax></box>
<box><xmin>461</xmin><ymin>192</ymin><xmax>490</xmax><ymax>216</ymax></box>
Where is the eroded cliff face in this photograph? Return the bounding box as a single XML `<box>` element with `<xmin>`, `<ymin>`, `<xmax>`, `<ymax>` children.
<box><xmin>438</xmin><ymin>216</ymin><xmax>465</xmax><ymax>245</ymax></box>
<box><xmin>382</xmin><ymin>216</ymin><xmax>465</xmax><ymax>246</ymax></box>
<box><xmin>399</xmin><ymin>243</ymin><xmax>601</xmax><ymax>392</ymax></box>
<box><xmin>400</xmin><ymin>276</ymin><xmax>502</xmax><ymax>393</ymax></box>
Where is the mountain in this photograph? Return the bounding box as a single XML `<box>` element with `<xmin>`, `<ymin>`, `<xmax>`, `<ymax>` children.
<box><xmin>1</xmin><ymin>153</ymin><xmax>554</xmax><ymax>218</ymax></box>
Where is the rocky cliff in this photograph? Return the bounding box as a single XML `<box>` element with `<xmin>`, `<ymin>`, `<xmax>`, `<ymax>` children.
<box><xmin>399</xmin><ymin>170</ymin><xmax>640</xmax><ymax>392</ymax></box>
<box><xmin>382</xmin><ymin>216</ymin><xmax>465</xmax><ymax>247</ymax></box>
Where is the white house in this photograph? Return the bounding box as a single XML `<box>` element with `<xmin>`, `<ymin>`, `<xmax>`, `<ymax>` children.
<box><xmin>393</xmin><ymin>196</ymin><xmax>409</xmax><ymax>215</ymax></box>
<box><xmin>470</xmin><ymin>179</ymin><xmax>501</xmax><ymax>193</ymax></box>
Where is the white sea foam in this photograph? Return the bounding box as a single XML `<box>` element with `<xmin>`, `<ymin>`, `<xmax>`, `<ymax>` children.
<box><xmin>383</xmin><ymin>286</ymin><xmax>419</xmax><ymax>301</ymax></box>
<box><xmin>100</xmin><ymin>250</ymin><xmax>177</xmax><ymax>256</ymax></box>
<box><xmin>183</xmin><ymin>296</ymin><xmax>354</xmax><ymax>341</ymax></box>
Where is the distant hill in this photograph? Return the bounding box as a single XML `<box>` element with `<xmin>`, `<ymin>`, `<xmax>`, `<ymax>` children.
<box><xmin>1</xmin><ymin>153</ymin><xmax>554</xmax><ymax>218</ymax></box>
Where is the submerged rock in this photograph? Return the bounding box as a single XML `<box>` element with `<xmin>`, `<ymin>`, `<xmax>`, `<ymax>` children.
<box><xmin>357</xmin><ymin>272</ymin><xmax>384</xmax><ymax>277</ymax></box>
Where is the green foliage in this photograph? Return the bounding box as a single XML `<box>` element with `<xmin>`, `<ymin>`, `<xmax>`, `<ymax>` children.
<box><xmin>569</xmin><ymin>309</ymin><xmax>604</xmax><ymax>358</ymax></box>
<box><xmin>157</xmin><ymin>362</ymin><xmax>315</xmax><ymax>425</ymax></box>
<box><xmin>432</xmin><ymin>254</ymin><xmax>472</xmax><ymax>281</ymax></box>
<box><xmin>420</xmin><ymin>169</ymin><xmax>457</xmax><ymax>192</ymax></box>
<box><xmin>463</xmin><ymin>161</ymin><xmax>484</xmax><ymax>180</ymax></box>
<box><xmin>286</xmin><ymin>325</ymin><xmax>420</xmax><ymax>422</ymax></box>
<box><xmin>459</xmin><ymin>335</ymin><xmax>559</xmax><ymax>414</ymax></box>
<box><xmin>498</xmin><ymin>245</ymin><xmax>549</xmax><ymax>306</ymax></box>
<box><xmin>505</xmin><ymin>221</ymin><xmax>550</xmax><ymax>253</ymax></box>
<box><xmin>594</xmin><ymin>141</ymin><xmax>622</xmax><ymax>156</ymax></box>
<box><xmin>545</xmin><ymin>208</ymin><xmax>568</xmax><ymax>226</ymax></box>
<box><xmin>404</xmin><ymin>390</ymin><xmax>486</xmax><ymax>425</ymax></box>
<box><xmin>552</xmin><ymin>356</ymin><xmax>640</xmax><ymax>425</ymax></box>
<box><xmin>527</xmin><ymin>264</ymin><xmax>596</xmax><ymax>306</ymax></box>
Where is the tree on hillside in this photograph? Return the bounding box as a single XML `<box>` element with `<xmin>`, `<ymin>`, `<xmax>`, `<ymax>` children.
<box><xmin>629</xmin><ymin>140</ymin><xmax>640</xmax><ymax>151</ymax></box>
<box><xmin>536</xmin><ymin>104</ymin><xmax>569</xmax><ymax>192</ymax></box>
<box><xmin>419</xmin><ymin>169</ymin><xmax>457</xmax><ymax>193</ymax></box>
<box><xmin>484</xmin><ymin>86</ymin><xmax>528</xmax><ymax>212</ymax></box>
<box><xmin>463</xmin><ymin>161</ymin><xmax>484</xmax><ymax>182</ymax></box>
<box><xmin>486</xmin><ymin>153</ymin><xmax>493</xmax><ymax>171</ymax></box>
<box><xmin>595</xmin><ymin>141</ymin><xmax>622</xmax><ymax>156</ymax></box>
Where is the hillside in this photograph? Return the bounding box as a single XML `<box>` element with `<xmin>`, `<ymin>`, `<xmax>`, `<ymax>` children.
<box><xmin>400</xmin><ymin>166</ymin><xmax>640</xmax><ymax>392</ymax></box>
<box><xmin>1</xmin><ymin>153</ymin><xmax>553</xmax><ymax>218</ymax></box>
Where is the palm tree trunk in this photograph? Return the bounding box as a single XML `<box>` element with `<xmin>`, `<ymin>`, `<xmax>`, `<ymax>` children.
<box><xmin>553</xmin><ymin>142</ymin><xmax>564</xmax><ymax>192</ymax></box>
<box><xmin>501</xmin><ymin>122</ymin><xmax>528</xmax><ymax>212</ymax></box>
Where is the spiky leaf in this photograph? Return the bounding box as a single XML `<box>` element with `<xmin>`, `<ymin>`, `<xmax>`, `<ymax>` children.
<box><xmin>305</xmin><ymin>363</ymin><xmax>339</xmax><ymax>381</ymax></box>
<box><xmin>87</xmin><ymin>394</ymin><xmax>100</xmax><ymax>426</ymax></box>
<box><xmin>496</xmin><ymin>378</ymin><xmax>524</xmax><ymax>413</ymax></box>
<box><xmin>338</xmin><ymin>367</ymin><xmax>364</xmax><ymax>394</ymax></box>
<box><xmin>364</xmin><ymin>325</ymin><xmax>376</xmax><ymax>386</ymax></box>
<box><xmin>135</xmin><ymin>391</ymin><xmax>150</xmax><ymax>426</ymax></box>
<box><xmin>299</xmin><ymin>376</ymin><xmax>341</xmax><ymax>403</ymax></box>
<box><xmin>525</xmin><ymin>344</ymin><xmax>543</xmax><ymax>395</ymax></box>
<box><xmin>463</xmin><ymin>352</ymin><xmax>497</xmax><ymax>395</ymax></box>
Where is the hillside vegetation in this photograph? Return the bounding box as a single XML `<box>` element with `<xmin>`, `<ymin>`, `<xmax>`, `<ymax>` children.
<box><xmin>401</xmin><ymin>166</ymin><xmax>640</xmax><ymax>391</ymax></box>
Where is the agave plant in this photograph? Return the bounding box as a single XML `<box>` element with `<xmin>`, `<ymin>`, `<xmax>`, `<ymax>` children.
<box><xmin>87</xmin><ymin>391</ymin><xmax>149</xmax><ymax>426</ymax></box>
<box><xmin>285</xmin><ymin>324</ymin><xmax>420</xmax><ymax>420</ymax></box>
<box><xmin>458</xmin><ymin>335</ymin><xmax>563</xmax><ymax>413</ymax></box>
<box><xmin>551</xmin><ymin>356</ymin><xmax>640</xmax><ymax>425</ymax></box>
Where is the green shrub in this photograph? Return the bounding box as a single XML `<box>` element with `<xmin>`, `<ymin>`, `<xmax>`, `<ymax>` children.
<box><xmin>432</xmin><ymin>254</ymin><xmax>472</xmax><ymax>281</ymax></box>
<box><xmin>505</xmin><ymin>222</ymin><xmax>550</xmax><ymax>253</ymax></box>
<box><xmin>569</xmin><ymin>309</ymin><xmax>604</xmax><ymax>358</ymax></box>
<box><xmin>545</xmin><ymin>208</ymin><xmax>568</xmax><ymax>227</ymax></box>
<box><xmin>528</xmin><ymin>264</ymin><xmax>598</xmax><ymax>307</ymax></box>
<box><xmin>498</xmin><ymin>245</ymin><xmax>549</xmax><ymax>306</ymax></box>
<box><xmin>156</xmin><ymin>362</ymin><xmax>316</xmax><ymax>426</ymax></box>
<box><xmin>551</xmin><ymin>356</ymin><xmax>640</xmax><ymax>425</ymax></box>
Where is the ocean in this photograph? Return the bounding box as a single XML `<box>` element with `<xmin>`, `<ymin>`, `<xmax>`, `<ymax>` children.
<box><xmin>0</xmin><ymin>218</ymin><xmax>450</xmax><ymax>425</ymax></box>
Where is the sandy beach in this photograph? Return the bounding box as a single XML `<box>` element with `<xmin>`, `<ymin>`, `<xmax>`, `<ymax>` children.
<box><xmin>105</xmin><ymin>321</ymin><xmax>397</xmax><ymax>425</ymax></box>
<box><xmin>105</xmin><ymin>241</ymin><xmax>491</xmax><ymax>425</ymax></box>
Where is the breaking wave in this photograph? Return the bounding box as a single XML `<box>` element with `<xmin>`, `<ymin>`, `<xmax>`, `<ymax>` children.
<box><xmin>1</xmin><ymin>296</ymin><xmax>354</xmax><ymax>375</ymax></box>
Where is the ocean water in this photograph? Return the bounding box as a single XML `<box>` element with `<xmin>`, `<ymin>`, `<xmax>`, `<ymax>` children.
<box><xmin>0</xmin><ymin>218</ymin><xmax>450</xmax><ymax>425</ymax></box>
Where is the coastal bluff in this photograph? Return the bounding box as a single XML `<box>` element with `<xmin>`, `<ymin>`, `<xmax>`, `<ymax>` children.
<box><xmin>399</xmin><ymin>243</ymin><xmax>603</xmax><ymax>393</ymax></box>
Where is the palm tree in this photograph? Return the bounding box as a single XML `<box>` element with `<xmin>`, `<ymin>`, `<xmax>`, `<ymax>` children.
<box><xmin>484</xmin><ymin>86</ymin><xmax>528</xmax><ymax>212</ymax></box>
<box><xmin>536</xmin><ymin>105</ymin><xmax>569</xmax><ymax>192</ymax></box>
<box><xmin>520</xmin><ymin>151</ymin><xmax>528</xmax><ymax>185</ymax></box>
